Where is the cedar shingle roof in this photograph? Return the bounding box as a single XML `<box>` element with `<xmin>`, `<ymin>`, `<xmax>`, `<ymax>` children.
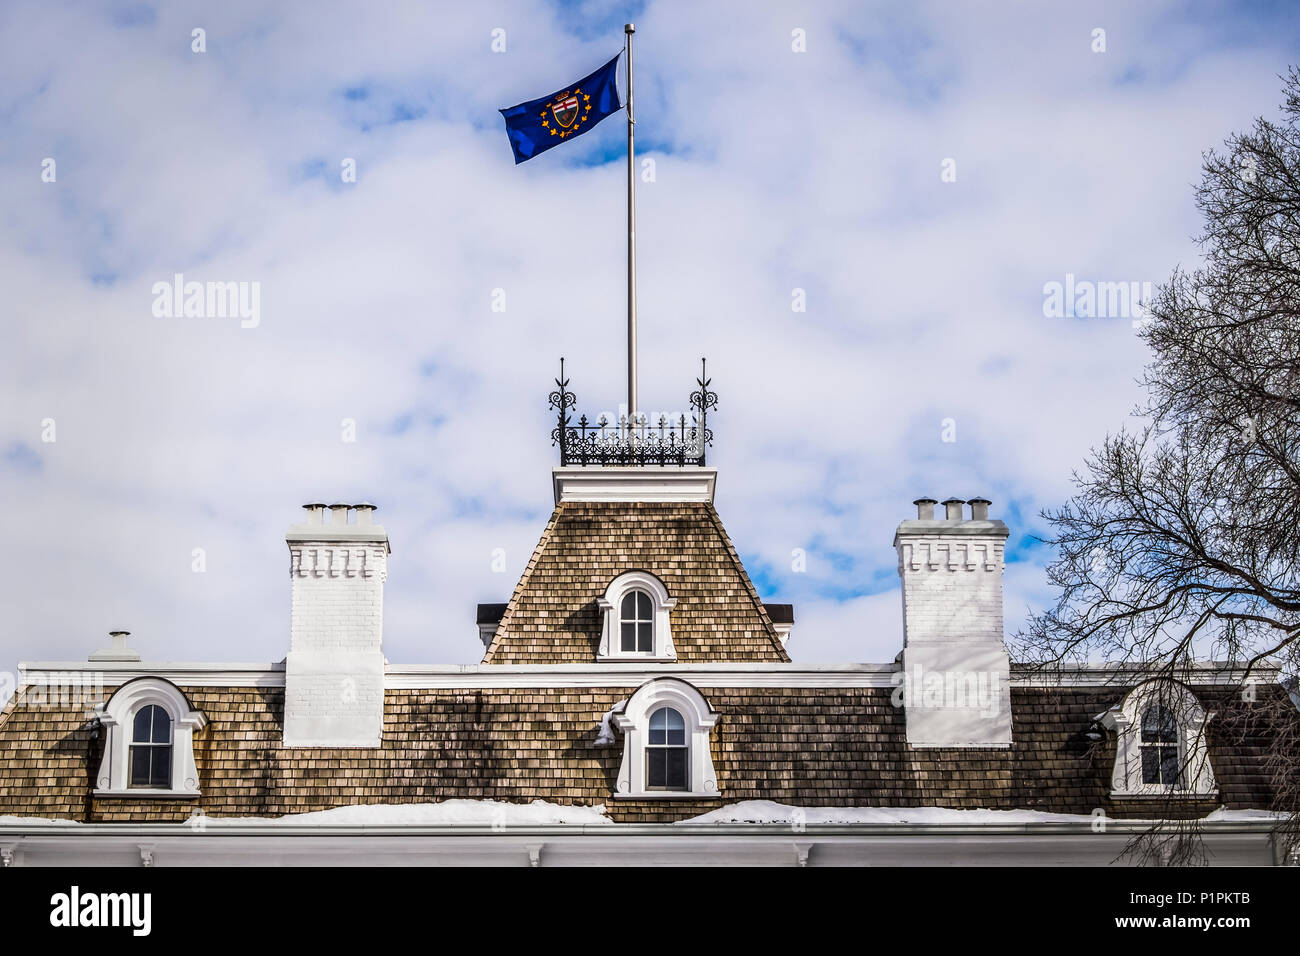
<box><xmin>482</xmin><ymin>501</ymin><xmax>791</xmax><ymax>664</ymax></box>
<box><xmin>0</xmin><ymin>682</ymin><xmax>1292</xmax><ymax>824</ymax></box>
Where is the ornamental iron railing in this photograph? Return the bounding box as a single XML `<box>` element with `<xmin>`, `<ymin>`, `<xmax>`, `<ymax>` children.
<box><xmin>549</xmin><ymin>358</ymin><xmax>716</xmax><ymax>467</ymax></box>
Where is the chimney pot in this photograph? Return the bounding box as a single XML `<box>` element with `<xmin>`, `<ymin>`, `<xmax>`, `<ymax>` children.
<box><xmin>303</xmin><ymin>502</ymin><xmax>327</xmax><ymax>525</ymax></box>
<box><xmin>942</xmin><ymin>497</ymin><xmax>966</xmax><ymax>521</ymax></box>
<box><xmin>912</xmin><ymin>497</ymin><xmax>938</xmax><ymax>520</ymax></box>
<box><xmin>353</xmin><ymin>502</ymin><xmax>376</xmax><ymax>526</ymax></box>
<box><xmin>968</xmin><ymin>497</ymin><xmax>992</xmax><ymax>520</ymax></box>
<box><xmin>89</xmin><ymin>630</ymin><xmax>141</xmax><ymax>663</ymax></box>
<box><xmin>328</xmin><ymin>502</ymin><xmax>350</xmax><ymax>526</ymax></box>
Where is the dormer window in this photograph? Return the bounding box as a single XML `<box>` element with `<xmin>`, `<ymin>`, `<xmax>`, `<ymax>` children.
<box><xmin>94</xmin><ymin>677</ymin><xmax>206</xmax><ymax>799</ymax></box>
<box><xmin>598</xmin><ymin>570</ymin><xmax>677</xmax><ymax>661</ymax></box>
<box><xmin>1097</xmin><ymin>679</ymin><xmax>1217</xmax><ymax>799</ymax></box>
<box><xmin>611</xmin><ymin>678</ymin><xmax>720</xmax><ymax>798</ymax></box>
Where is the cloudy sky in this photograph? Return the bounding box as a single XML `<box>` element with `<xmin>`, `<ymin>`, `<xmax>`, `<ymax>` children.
<box><xmin>1</xmin><ymin>0</ymin><xmax>1297</xmax><ymax>680</ymax></box>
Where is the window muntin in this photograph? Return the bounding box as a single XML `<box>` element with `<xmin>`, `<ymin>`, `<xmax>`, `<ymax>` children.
<box><xmin>620</xmin><ymin>589</ymin><xmax>654</xmax><ymax>653</ymax></box>
<box><xmin>129</xmin><ymin>704</ymin><xmax>173</xmax><ymax>789</ymax></box>
<box><xmin>646</xmin><ymin>706</ymin><xmax>687</xmax><ymax>790</ymax></box>
<box><xmin>1140</xmin><ymin>703</ymin><xmax>1179</xmax><ymax>787</ymax></box>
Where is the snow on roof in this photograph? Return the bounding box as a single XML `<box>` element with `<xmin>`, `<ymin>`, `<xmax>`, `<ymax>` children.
<box><xmin>0</xmin><ymin>799</ymin><xmax>612</xmax><ymax>828</ymax></box>
<box><xmin>0</xmin><ymin>800</ymin><xmax>1285</xmax><ymax>829</ymax></box>
<box><xmin>673</xmin><ymin>800</ymin><xmax>1288</xmax><ymax>826</ymax></box>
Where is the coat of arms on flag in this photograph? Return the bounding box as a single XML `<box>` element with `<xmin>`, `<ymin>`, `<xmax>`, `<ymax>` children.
<box><xmin>498</xmin><ymin>54</ymin><xmax>622</xmax><ymax>163</ymax></box>
<box><xmin>545</xmin><ymin>92</ymin><xmax>585</xmax><ymax>132</ymax></box>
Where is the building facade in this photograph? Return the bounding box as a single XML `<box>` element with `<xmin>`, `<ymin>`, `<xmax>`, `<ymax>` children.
<box><xmin>1</xmin><ymin>386</ymin><xmax>1296</xmax><ymax>866</ymax></box>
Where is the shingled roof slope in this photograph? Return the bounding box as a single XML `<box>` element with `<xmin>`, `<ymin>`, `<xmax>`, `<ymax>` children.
<box><xmin>0</xmin><ymin>683</ymin><xmax>1292</xmax><ymax>824</ymax></box>
<box><xmin>482</xmin><ymin>501</ymin><xmax>791</xmax><ymax>664</ymax></box>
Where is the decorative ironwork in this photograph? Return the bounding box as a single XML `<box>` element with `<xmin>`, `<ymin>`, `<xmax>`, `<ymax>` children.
<box><xmin>550</xmin><ymin>357</ymin><xmax>717</xmax><ymax>467</ymax></box>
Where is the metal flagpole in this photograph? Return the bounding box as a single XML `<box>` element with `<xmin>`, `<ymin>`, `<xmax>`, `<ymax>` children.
<box><xmin>624</xmin><ymin>23</ymin><xmax>637</xmax><ymax>427</ymax></box>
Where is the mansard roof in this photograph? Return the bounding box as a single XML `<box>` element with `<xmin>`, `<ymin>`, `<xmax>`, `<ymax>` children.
<box><xmin>0</xmin><ymin>680</ymin><xmax>1292</xmax><ymax>824</ymax></box>
<box><xmin>481</xmin><ymin>500</ymin><xmax>791</xmax><ymax>665</ymax></box>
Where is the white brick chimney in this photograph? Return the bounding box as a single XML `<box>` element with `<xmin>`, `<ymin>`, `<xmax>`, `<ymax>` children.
<box><xmin>283</xmin><ymin>502</ymin><xmax>389</xmax><ymax>747</ymax></box>
<box><xmin>894</xmin><ymin>496</ymin><xmax>1012</xmax><ymax>748</ymax></box>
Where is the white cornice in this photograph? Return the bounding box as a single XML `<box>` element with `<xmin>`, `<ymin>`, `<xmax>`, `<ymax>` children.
<box><xmin>19</xmin><ymin>662</ymin><xmax>286</xmax><ymax>687</ymax></box>
<box><xmin>1011</xmin><ymin>663</ymin><xmax>1280</xmax><ymax>687</ymax></box>
<box><xmin>552</xmin><ymin>466</ymin><xmax>716</xmax><ymax>505</ymax></box>
<box><xmin>16</xmin><ymin>660</ymin><xmax>1279</xmax><ymax>691</ymax></box>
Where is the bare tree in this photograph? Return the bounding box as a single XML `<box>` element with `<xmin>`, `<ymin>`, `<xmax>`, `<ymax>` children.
<box><xmin>1020</xmin><ymin>69</ymin><xmax>1300</xmax><ymax>863</ymax></box>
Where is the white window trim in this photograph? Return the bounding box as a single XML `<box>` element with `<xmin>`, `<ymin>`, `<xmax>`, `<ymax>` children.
<box><xmin>611</xmin><ymin>678</ymin><xmax>719</xmax><ymax>799</ymax></box>
<box><xmin>94</xmin><ymin>677</ymin><xmax>207</xmax><ymax>799</ymax></box>
<box><xmin>597</xmin><ymin>570</ymin><xmax>678</xmax><ymax>662</ymax></box>
<box><xmin>1097</xmin><ymin>679</ymin><xmax>1217</xmax><ymax>798</ymax></box>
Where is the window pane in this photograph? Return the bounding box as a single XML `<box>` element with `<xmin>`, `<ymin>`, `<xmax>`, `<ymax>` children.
<box><xmin>153</xmin><ymin>707</ymin><xmax>171</xmax><ymax>743</ymax></box>
<box><xmin>1159</xmin><ymin>746</ymin><xmax>1179</xmax><ymax>787</ymax></box>
<box><xmin>621</xmin><ymin>622</ymin><xmax>637</xmax><ymax>652</ymax></box>
<box><xmin>665</xmin><ymin>709</ymin><xmax>685</xmax><ymax>746</ymax></box>
<box><xmin>636</xmin><ymin>591</ymin><xmax>652</xmax><ymax>619</ymax></box>
<box><xmin>153</xmin><ymin>746</ymin><xmax>172</xmax><ymax>787</ymax></box>
<box><xmin>665</xmin><ymin>747</ymin><xmax>687</xmax><ymax>789</ymax></box>
<box><xmin>637</xmin><ymin>622</ymin><xmax>652</xmax><ymax>652</ymax></box>
<box><xmin>649</xmin><ymin>707</ymin><xmax>666</xmax><ymax>744</ymax></box>
<box><xmin>1141</xmin><ymin>704</ymin><xmax>1177</xmax><ymax>743</ymax></box>
<box><xmin>1141</xmin><ymin>745</ymin><xmax>1160</xmax><ymax>784</ymax></box>
<box><xmin>130</xmin><ymin>746</ymin><xmax>152</xmax><ymax>787</ymax></box>
<box><xmin>647</xmin><ymin>748</ymin><xmax>666</xmax><ymax>787</ymax></box>
<box><xmin>621</xmin><ymin>592</ymin><xmax>638</xmax><ymax>618</ymax></box>
<box><xmin>133</xmin><ymin>706</ymin><xmax>155</xmax><ymax>743</ymax></box>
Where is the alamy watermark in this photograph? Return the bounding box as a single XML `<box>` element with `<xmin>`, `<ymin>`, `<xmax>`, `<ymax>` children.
<box><xmin>891</xmin><ymin>664</ymin><xmax>1004</xmax><ymax>717</ymax></box>
<box><xmin>21</xmin><ymin>672</ymin><xmax>105</xmax><ymax>716</ymax></box>
<box><xmin>151</xmin><ymin>273</ymin><xmax>260</xmax><ymax>328</ymax></box>
<box><xmin>1042</xmin><ymin>273</ymin><xmax>1153</xmax><ymax>324</ymax></box>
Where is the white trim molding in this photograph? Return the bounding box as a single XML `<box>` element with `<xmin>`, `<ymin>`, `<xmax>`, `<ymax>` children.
<box><xmin>19</xmin><ymin>660</ymin><xmax>1283</xmax><ymax>693</ymax></box>
<box><xmin>0</xmin><ymin>818</ymin><xmax>1283</xmax><ymax>867</ymax></box>
<box><xmin>553</xmin><ymin>466</ymin><xmax>716</xmax><ymax>504</ymax></box>
<box><xmin>597</xmin><ymin>570</ymin><xmax>678</xmax><ymax>662</ymax></box>
<box><xmin>1097</xmin><ymin>679</ymin><xmax>1217</xmax><ymax>799</ymax></box>
<box><xmin>93</xmin><ymin>677</ymin><xmax>207</xmax><ymax>799</ymax></box>
<box><xmin>612</xmin><ymin>678</ymin><xmax>719</xmax><ymax>799</ymax></box>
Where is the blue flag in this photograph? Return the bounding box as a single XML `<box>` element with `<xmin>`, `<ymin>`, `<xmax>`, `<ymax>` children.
<box><xmin>499</xmin><ymin>54</ymin><xmax>623</xmax><ymax>164</ymax></box>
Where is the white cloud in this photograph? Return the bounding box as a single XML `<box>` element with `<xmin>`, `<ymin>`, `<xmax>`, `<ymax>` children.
<box><xmin>0</xmin><ymin>0</ymin><xmax>1295</xmax><ymax>675</ymax></box>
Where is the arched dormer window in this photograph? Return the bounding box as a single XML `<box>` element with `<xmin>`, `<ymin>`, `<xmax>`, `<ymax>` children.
<box><xmin>1096</xmin><ymin>679</ymin><xmax>1217</xmax><ymax>798</ymax></box>
<box><xmin>94</xmin><ymin>677</ymin><xmax>206</xmax><ymax>798</ymax></box>
<box><xmin>611</xmin><ymin>678</ymin><xmax>719</xmax><ymax>798</ymax></box>
<box><xmin>597</xmin><ymin>570</ymin><xmax>677</xmax><ymax>661</ymax></box>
